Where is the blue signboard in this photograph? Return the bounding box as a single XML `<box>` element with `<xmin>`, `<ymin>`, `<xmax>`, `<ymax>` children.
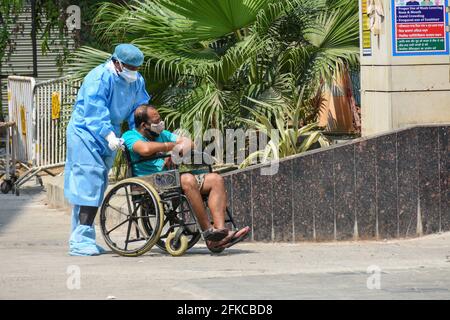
<box><xmin>392</xmin><ymin>0</ymin><xmax>449</xmax><ymax>56</ymax></box>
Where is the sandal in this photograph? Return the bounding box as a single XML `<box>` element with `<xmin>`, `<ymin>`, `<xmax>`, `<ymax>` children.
<box><xmin>212</xmin><ymin>226</ymin><xmax>251</xmax><ymax>250</ymax></box>
<box><xmin>206</xmin><ymin>240</ymin><xmax>226</xmax><ymax>254</ymax></box>
<box><xmin>202</xmin><ymin>228</ymin><xmax>229</xmax><ymax>242</ymax></box>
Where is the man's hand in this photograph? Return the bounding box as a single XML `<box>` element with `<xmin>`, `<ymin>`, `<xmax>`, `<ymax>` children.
<box><xmin>164</xmin><ymin>156</ymin><xmax>175</xmax><ymax>170</ymax></box>
<box><xmin>175</xmin><ymin>137</ymin><xmax>193</xmax><ymax>156</ymax></box>
<box><xmin>170</xmin><ymin>136</ymin><xmax>194</xmax><ymax>165</ymax></box>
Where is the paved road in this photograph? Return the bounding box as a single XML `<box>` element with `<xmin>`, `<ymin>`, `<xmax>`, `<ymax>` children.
<box><xmin>0</xmin><ymin>185</ymin><xmax>449</xmax><ymax>300</ymax></box>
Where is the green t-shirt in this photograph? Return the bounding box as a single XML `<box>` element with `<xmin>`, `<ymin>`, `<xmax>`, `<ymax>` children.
<box><xmin>122</xmin><ymin>129</ymin><xmax>178</xmax><ymax>176</ymax></box>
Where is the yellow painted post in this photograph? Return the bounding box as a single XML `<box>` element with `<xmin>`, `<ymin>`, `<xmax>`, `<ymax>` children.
<box><xmin>20</xmin><ymin>105</ymin><xmax>26</xmax><ymax>136</ymax></box>
<box><xmin>51</xmin><ymin>92</ymin><xmax>61</xmax><ymax>120</ymax></box>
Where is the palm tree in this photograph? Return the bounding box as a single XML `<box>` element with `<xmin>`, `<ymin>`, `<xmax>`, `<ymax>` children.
<box><xmin>0</xmin><ymin>0</ymin><xmax>24</xmax><ymax>121</ymax></box>
<box><xmin>66</xmin><ymin>0</ymin><xmax>359</xmax><ymax>169</ymax></box>
<box><xmin>239</xmin><ymin>87</ymin><xmax>330</xmax><ymax>168</ymax></box>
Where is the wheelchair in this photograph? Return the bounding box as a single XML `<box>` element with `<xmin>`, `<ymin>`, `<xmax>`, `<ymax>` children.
<box><xmin>99</xmin><ymin>149</ymin><xmax>237</xmax><ymax>257</ymax></box>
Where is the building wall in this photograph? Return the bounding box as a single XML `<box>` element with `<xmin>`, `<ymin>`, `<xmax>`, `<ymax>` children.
<box><xmin>359</xmin><ymin>0</ymin><xmax>450</xmax><ymax>136</ymax></box>
<box><xmin>1</xmin><ymin>4</ymin><xmax>76</xmax><ymax>119</ymax></box>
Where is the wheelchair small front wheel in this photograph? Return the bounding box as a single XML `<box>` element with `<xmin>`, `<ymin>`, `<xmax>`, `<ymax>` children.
<box><xmin>156</xmin><ymin>199</ymin><xmax>201</xmax><ymax>252</ymax></box>
<box><xmin>1</xmin><ymin>180</ymin><xmax>12</xmax><ymax>194</ymax></box>
<box><xmin>165</xmin><ymin>231</ymin><xmax>189</xmax><ymax>257</ymax></box>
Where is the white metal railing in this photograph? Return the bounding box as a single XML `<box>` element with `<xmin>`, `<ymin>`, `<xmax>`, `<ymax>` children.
<box><xmin>34</xmin><ymin>77</ymin><xmax>80</xmax><ymax>167</ymax></box>
<box><xmin>7</xmin><ymin>76</ymin><xmax>80</xmax><ymax>168</ymax></box>
<box><xmin>7</xmin><ymin>76</ymin><xmax>35</xmax><ymax>164</ymax></box>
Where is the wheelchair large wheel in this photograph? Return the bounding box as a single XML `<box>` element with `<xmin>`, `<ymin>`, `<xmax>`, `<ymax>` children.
<box><xmin>100</xmin><ymin>178</ymin><xmax>165</xmax><ymax>257</ymax></box>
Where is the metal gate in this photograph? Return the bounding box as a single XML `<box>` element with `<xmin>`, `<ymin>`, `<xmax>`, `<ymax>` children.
<box><xmin>34</xmin><ymin>78</ymin><xmax>79</xmax><ymax>167</ymax></box>
<box><xmin>6</xmin><ymin>76</ymin><xmax>80</xmax><ymax>193</ymax></box>
<box><xmin>7</xmin><ymin>76</ymin><xmax>35</xmax><ymax>164</ymax></box>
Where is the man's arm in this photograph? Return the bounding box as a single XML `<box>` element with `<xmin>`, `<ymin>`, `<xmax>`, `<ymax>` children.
<box><xmin>132</xmin><ymin>134</ymin><xmax>193</xmax><ymax>158</ymax></box>
<box><xmin>82</xmin><ymin>75</ymin><xmax>114</xmax><ymax>139</ymax></box>
<box><xmin>132</xmin><ymin>140</ymin><xmax>176</xmax><ymax>157</ymax></box>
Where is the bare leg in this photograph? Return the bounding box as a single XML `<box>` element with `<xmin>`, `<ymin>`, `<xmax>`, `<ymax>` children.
<box><xmin>200</xmin><ymin>173</ymin><xmax>226</xmax><ymax>230</ymax></box>
<box><xmin>180</xmin><ymin>173</ymin><xmax>210</xmax><ymax>231</ymax></box>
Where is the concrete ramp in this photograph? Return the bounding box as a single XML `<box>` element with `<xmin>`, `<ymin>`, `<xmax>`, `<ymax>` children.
<box><xmin>45</xmin><ymin>125</ymin><xmax>449</xmax><ymax>242</ymax></box>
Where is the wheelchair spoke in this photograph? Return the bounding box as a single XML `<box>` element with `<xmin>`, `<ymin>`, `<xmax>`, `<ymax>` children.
<box><xmin>124</xmin><ymin>185</ymin><xmax>134</xmax><ymax>217</ymax></box>
<box><xmin>105</xmin><ymin>204</ymin><xmax>129</xmax><ymax>219</ymax></box>
<box><xmin>135</xmin><ymin>225</ymin><xmax>140</xmax><ymax>239</ymax></box>
<box><xmin>106</xmin><ymin>218</ymin><xmax>131</xmax><ymax>236</ymax></box>
<box><xmin>130</xmin><ymin>201</ymin><xmax>142</xmax><ymax>218</ymax></box>
<box><xmin>124</xmin><ymin>217</ymin><xmax>133</xmax><ymax>250</ymax></box>
<box><xmin>130</xmin><ymin>202</ymin><xmax>146</xmax><ymax>238</ymax></box>
<box><xmin>130</xmin><ymin>219</ymin><xmax>148</xmax><ymax>240</ymax></box>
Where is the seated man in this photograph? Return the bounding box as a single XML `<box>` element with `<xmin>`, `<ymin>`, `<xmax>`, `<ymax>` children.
<box><xmin>122</xmin><ymin>104</ymin><xmax>250</xmax><ymax>250</ymax></box>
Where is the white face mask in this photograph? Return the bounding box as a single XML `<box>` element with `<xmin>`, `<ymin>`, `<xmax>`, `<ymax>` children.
<box><xmin>118</xmin><ymin>61</ymin><xmax>138</xmax><ymax>83</ymax></box>
<box><xmin>150</xmin><ymin>121</ymin><xmax>165</xmax><ymax>134</ymax></box>
<box><xmin>106</xmin><ymin>60</ymin><xmax>119</xmax><ymax>76</ymax></box>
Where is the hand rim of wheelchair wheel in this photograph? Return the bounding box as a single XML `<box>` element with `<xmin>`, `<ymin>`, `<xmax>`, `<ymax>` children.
<box><xmin>165</xmin><ymin>231</ymin><xmax>189</xmax><ymax>257</ymax></box>
<box><xmin>100</xmin><ymin>178</ymin><xmax>165</xmax><ymax>257</ymax></box>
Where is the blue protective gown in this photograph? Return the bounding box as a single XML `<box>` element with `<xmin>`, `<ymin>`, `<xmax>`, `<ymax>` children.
<box><xmin>64</xmin><ymin>61</ymin><xmax>150</xmax><ymax>208</ymax></box>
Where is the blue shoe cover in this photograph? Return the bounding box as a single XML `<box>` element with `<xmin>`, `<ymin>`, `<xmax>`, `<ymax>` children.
<box><xmin>69</xmin><ymin>225</ymin><xmax>106</xmax><ymax>256</ymax></box>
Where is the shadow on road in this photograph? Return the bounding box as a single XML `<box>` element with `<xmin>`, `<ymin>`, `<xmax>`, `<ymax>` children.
<box><xmin>105</xmin><ymin>246</ymin><xmax>255</xmax><ymax>258</ymax></box>
<box><xmin>0</xmin><ymin>183</ymin><xmax>45</xmax><ymax>233</ymax></box>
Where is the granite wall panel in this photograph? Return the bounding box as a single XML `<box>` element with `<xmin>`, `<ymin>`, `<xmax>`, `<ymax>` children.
<box><xmin>222</xmin><ymin>126</ymin><xmax>449</xmax><ymax>242</ymax></box>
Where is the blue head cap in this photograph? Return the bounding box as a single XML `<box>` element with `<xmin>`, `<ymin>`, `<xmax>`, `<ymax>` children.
<box><xmin>112</xmin><ymin>44</ymin><xmax>144</xmax><ymax>67</ymax></box>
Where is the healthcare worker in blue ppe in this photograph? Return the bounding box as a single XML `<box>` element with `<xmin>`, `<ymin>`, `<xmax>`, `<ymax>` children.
<box><xmin>64</xmin><ymin>44</ymin><xmax>150</xmax><ymax>256</ymax></box>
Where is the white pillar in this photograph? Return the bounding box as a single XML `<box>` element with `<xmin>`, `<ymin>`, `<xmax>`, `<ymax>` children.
<box><xmin>360</xmin><ymin>0</ymin><xmax>450</xmax><ymax>136</ymax></box>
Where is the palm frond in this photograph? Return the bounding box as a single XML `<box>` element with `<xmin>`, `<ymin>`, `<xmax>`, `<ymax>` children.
<box><xmin>65</xmin><ymin>46</ymin><xmax>111</xmax><ymax>82</ymax></box>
